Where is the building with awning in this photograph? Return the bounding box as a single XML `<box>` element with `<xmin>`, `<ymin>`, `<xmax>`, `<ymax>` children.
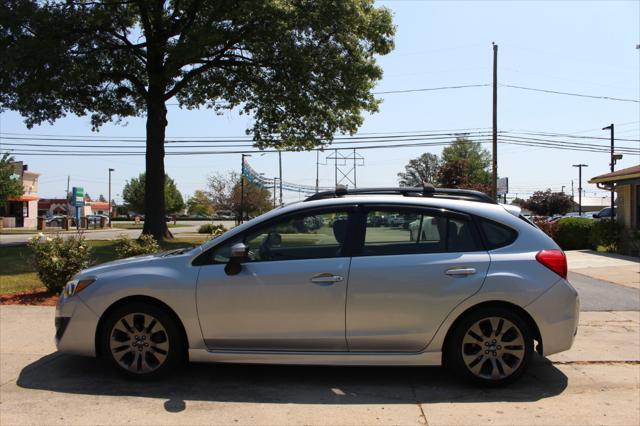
<box><xmin>1</xmin><ymin>162</ymin><xmax>40</xmax><ymax>228</ymax></box>
<box><xmin>589</xmin><ymin>164</ymin><xmax>639</xmax><ymax>231</ymax></box>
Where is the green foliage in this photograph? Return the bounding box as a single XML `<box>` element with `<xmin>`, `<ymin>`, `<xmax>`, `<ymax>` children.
<box><xmin>1</xmin><ymin>1</ymin><xmax>395</xmax><ymax>240</ymax></box>
<box><xmin>522</xmin><ymin>189</ymin><xmax>574</xmax><ymax>216</ymax></box>
<box><xmin>187</xmin><ymin>190</ymin><xmax>213</xmax><ymax>216</ymax></box>
<box><xmin>439</xmin><ymin>137</ymin><xmax>491</xmax><ymax>186</ymax></box>
<box><xmin>555</xmin><ymin>218</ymin><xmax>593</xmax><ymax>250</ymax></box>
<box><xmin>397</xmin><ymin>153</ymin><xmax>440</xmax><ymax>186</ymax></box>
<box><xmin>208</xmin><ymin>172</ymin><xmax>272</xmax><ymax>219</ymax></box>
<box><xmin>114</xmin><ymin>234</ymin><xmax>160</xmax><ymax>259</ymax></box>
<box><xmin>198</xmin><ymin>223</ymin><xmax>227</xmax><ymax>238</ymax></box>
<box><xmin>27</xmin><ymin>233</ymin><xmax>91</xmax><ymax>293</ymax></box>
<box><xmin>0</xmin><ymin>153</ymin><xmax>23</xmax><ymax>205</ymax></box>
<box><xmin>589</xmin><ymin>220</ymin><xmax>623</xmax><ymax>252</ymax></box>
<box><xmin>122</xmin><ymin>173</ymin><xmax>185</xmax><ymax>214</ymax></box>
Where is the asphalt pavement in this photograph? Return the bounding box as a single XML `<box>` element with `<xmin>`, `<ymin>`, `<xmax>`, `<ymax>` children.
<box><xmin>569</xmin><ymin>272</ymin><xmax>640</xmax><ymax>311</ymax></box>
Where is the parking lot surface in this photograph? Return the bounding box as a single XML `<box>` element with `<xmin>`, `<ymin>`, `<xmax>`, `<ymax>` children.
<box><xmin>1</xmin><ymin>305</ymin><xmax>638</xmax><ymax>425</ymax></box>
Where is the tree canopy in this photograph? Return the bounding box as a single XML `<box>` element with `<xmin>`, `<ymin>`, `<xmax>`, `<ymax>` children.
<box><xmin>521</xmin><ymin>189</ymin><xmax>574</xmax><ymax>216</ymax></box>
<box><xmin>186</xmin><ymin>190</ymin><xmax>213</xmax><ymax>216</ymax></box>
<box><xmin>122</xmin><ymin>173</ymin><xmax>184</xmax><ymax>215</ymax></box>
<box><xmin>1</xmin><ymin>0</ymin><xmax>395</xmax><ymax>240</ymax></box>
<box><xmin>208</xmin><ymin>172</ymin><xmax>272</xmax><ymax>220</ymax></box>
<box><xmin>0</xmin><ymin>153</ymin><xmax>23</xmax><ymax>205</ymax></box>
<box><xmin>397</xmin><ymin>153</ymin><xmax>440</xmax><ymax>187</ymax></box>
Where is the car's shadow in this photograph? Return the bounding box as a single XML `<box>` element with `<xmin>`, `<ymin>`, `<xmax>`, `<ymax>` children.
<box><xmin>17</xmin><ymin>353</ymin><xmax>567</xmax><ymax>412</ymax></box>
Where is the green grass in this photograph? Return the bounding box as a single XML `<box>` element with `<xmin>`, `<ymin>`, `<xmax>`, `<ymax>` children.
<box><xmin>0</xmin><ymin>236</ymin><xmax>208</xmax><ymax>294</ymax></box>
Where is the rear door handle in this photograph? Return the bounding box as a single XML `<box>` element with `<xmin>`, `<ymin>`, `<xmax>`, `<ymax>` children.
<box><xmin>310</xmin><ymin>273</ymin><xmax>344</xmax><ymax>284</ymax></box>
<box><xmin>445</xmin><ymin>267</ymin><xmax>477</xmax><ymax>276</ymax></box>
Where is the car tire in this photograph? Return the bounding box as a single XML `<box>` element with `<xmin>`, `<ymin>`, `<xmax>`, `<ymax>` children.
<box><xmin>100</xmin><ymin>302</ymin><xmax>185</xmax><ymax>379</ymax></box>
<box><xmin>446</xmin><ymin>307</ymin><xmax>534</xmax><ymax>387</ymax></box>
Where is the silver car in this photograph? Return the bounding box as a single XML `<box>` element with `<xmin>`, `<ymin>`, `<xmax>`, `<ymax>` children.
<box><xmin>56</xmin><ymin>186</ymin><xmax>579</xmax><ymax>386</ymax></box>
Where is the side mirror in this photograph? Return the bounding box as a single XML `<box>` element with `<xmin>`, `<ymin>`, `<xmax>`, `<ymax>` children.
<box><xmin>225</xmin><ymin>243</ymin><xmax>248</xmax><ymax>276</ymax></box>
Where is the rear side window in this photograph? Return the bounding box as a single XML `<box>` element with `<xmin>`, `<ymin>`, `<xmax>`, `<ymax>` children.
<box><xmin>479</xmin><ymin>219</ymin><xmax>517</xmax><ymax>249</ymax></box>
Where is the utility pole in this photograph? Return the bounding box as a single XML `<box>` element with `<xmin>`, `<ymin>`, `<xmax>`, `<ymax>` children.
<box><xmin>108</xmin><ymin>168</ymin><xmax>114</xmax><ymax>221</ymax></box>
<box><xmin>278</xmin><ymin>151</ymin><xmax>283</xmax><ymax>207</ymax></box>
<box><xmin>240</xmin><ymin>154</ymin><xmax>251</xmax><ymax>223</ymax></box>
<box><xmin>66</xmin><ymin>175</ymin><xmax>70</xmax><ymax>199</ymax></box>
<box><xmin>315</xmin><ymin>151</ymin><xmax>320</xmax><ymax>193</ymax></box>
<box><xmin>571</xmin><ymin>180</ymin><xmax>574</xmax><ymax>199</ymax></box>
<box><xmin>353</xmin><ymin>148</ymin><xmax>357</xmax><ymax>188</ymax></box>
<box><xmin>273</xmin><ymin>177</ymin><xmax>278</xmax><ymax>208</ymax></box>
<box><xmin>491</xmin><ymin>42</ymin><xmax>498</xmax><ymax>200</ymax></box>
<box><xmin>572</xmin><ymin>164</ymin><xmax>588</xmax><ymax>215</ymax></box>
<box><xmin>602</xmin><ymin>123</ymin><xmax>615</xmax><ymax>222</ymax></box>
<box><xmin>561</xmin><ymin>185</ymin><xmax>565</xmax><ymax>194</ymax></box>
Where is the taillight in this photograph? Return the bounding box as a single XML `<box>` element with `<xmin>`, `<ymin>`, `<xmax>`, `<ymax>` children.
<box><xmin>536</xmin><ymin>249</ymin><xmax>567</xmax><ymax>279</ymax></box>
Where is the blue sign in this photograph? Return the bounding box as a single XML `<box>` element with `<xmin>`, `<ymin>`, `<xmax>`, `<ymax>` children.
<box><xmin>72</xmin><ymin>187</ymin><xmax>85</xmax><ymax>207</ymax></box>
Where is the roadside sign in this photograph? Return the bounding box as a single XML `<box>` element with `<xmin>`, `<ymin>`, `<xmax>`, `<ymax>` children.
<box><xmin>72</xmin><ymin>187</ymin><xmax>85</xmax><ymax>207</ymax></box>
<box><xmin>497</xmin><ymin>177</ymin><xmax>509</xmax><ymax>196</ymax></box>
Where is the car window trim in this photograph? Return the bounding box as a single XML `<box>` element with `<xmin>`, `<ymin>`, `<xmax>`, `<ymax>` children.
<box><xmin>192</xmin><ymin>205</ymin><xmax>358</xmax><ymax>266</ymax></box>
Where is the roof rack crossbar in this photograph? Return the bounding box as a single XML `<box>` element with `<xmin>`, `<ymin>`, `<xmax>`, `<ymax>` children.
<box><xmin>304</xmin><ymin>186</ymin><xmax>497</xmax><ymax>204</ymax></box>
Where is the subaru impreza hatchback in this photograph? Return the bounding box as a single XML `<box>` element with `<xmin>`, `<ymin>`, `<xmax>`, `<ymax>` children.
<box><xmin>56</xmin><ymin>186</ymin><xmax>579</xmax><ymax>386</ymax></box>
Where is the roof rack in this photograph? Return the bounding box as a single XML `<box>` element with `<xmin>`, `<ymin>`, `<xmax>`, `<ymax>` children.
<box><xmin>304</xmin><ymin>183</ymin><xmax>497</xmax><ymax>204</ymax></box>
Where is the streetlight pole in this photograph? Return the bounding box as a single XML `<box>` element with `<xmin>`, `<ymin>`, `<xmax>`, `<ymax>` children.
<box><xmin>273</xmin><ymin>177</ymin><xmax>278</xmax><ymax>208</ymax></box>
<box><xmin>278</xmin><ymin>151</ymin><xmax>283</xmax><ymax>206</ymax></box>
<box><xmin>240</xmin><ymin>154</ymin><xmax>251</xmax><ymax>224</ymax></box>
<box><xmin>602</xmin><ymin>124</ymin><xmax>615</xmax><ymax>221</ymax></box>
<box><xmin>108</xmin><ymin>168</ymin><xmax>114</xmax><ymax>223</ymax></box>
<box><xmin>572</xmin><ymin>164</ymin><xmax>588</xmax><ymax>215</ymax></box>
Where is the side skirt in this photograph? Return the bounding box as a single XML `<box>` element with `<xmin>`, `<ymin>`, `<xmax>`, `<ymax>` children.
<box><xmin>188</xmin><ymin>349</ymin><xmax>442</xmax><ymax>366</ymax></box>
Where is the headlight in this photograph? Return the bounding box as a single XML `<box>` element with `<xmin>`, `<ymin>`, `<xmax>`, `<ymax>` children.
<box><xmin>63</xmin><ymin>278</ymin><xmax>96</xmax><ymax>297</ymax></box>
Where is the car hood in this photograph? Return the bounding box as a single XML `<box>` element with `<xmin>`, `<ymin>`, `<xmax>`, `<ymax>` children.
<box><xmin>79</xmin><ymin>254</ymin><xmax>158</xmax><ymax>276</ymax></box>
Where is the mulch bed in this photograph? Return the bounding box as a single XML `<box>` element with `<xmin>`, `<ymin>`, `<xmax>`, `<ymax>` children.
<box><xmin>0</xmin><ymin>289</ymin><xmax>59</xmax><ymax>306</ymax></box>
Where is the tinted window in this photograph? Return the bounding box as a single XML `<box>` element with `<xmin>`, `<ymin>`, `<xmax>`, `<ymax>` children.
<box><xmin>362</xmin><ymin>209</ymin><xmax>480</xmax><ymax>256</ymax></box>
<box><xmin>209</xmin><ymin>210</ymin><xmax>351</xmax><ymax>263</ymax></box>
<box><xmin>480</xmin><ymin>219</ymin><xmax>517</xmax><ymax>249</ymax></box>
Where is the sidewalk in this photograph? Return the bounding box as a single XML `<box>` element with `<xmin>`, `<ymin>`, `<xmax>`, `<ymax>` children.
<box><xmin>566</xmin><ymin>250</ymin><xmax>639</xmax><ymax>290</ymax></box>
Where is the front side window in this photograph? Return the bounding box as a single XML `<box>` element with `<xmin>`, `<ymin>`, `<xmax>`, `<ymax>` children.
<box><xmin>209</xmin><ymin>210</ymin><xmax>351</xmax><ymax>263</ymax></box>
<box><xmin>362</xmin><ymin>209</ymin><xmax>481</xmax><ymax>256</ymax></box>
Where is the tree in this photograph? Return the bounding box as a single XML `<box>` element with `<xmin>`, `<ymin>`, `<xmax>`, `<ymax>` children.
<box><xmin>1</xmin><ymin>1</ymin><xmax>394</xmax><ymax>240</ymax></box>
<box><xmin>434</xmin><ymin>137</ymin><xmax>492</xmax><ymax>193</ymax></box>
<box><xmin>208</xmin><ymin>172</ymin><xmax>271</xmax><ymax>221</ymax></box>
<box><xmin>98</xmin><ymin>194</ymin><xmax>106</xmax><ymax>202</ymax></box>
<box><xmin>122</xmin><ymin>173</ymin><xmax>184</xmax><ymax>215</ymax></box>
<box><xmin>397</xmin><ymin>153</ymin><xmax>440</xmax><ymax>186</ymax></box>
<box><xmin>521</xmin><ymin>189</ymin><xmax>574</xmax><ymax>216</ymax></box>
<box><xmin>0</xmin><ymin>153</ymin><xmax>23</xmax><ymax>206</ymax></box>
<box><xmin>511</xmin><ymin>197</ymin><xmax>525</xmax><ymax>206</ymax></box>
<box><xmin>186</xmin><ymin>190</ymin><xmax>213</xmax><ymax>216</ymax></box>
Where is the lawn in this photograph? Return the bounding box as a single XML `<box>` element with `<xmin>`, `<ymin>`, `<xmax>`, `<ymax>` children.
<box><xmin>0</xmin><ymin>237</ymin><xmax>208</xmax><ymax>294</ymax></box>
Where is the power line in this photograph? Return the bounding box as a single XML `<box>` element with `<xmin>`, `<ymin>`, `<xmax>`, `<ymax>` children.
<box><xmin>501</xmin><ymin>84</ymin><xmax>640</xmax><ymax>103</ymax></box>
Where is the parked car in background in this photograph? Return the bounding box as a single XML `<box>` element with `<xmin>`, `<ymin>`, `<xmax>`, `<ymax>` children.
<box><xmin>55</xmin><ymin>186</ymin><xmax>578</xmax><ymax>386</ymax></box>
<box><xmin>86</xmin><ymin>214</ymin><xmax>110</xmax><ymax>225</ymax></box>
<box><xmin>592</xmin><ymin>207</ymin><xmax>616</xmax><ymax>220</ymax></box>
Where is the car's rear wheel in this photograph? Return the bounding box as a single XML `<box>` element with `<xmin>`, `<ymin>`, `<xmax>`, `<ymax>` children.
<box><xmin>100</xmin><ymin>302</ymin><xmax>184</xmax><ymax>379</ymax></box>
<box><xmin>447</xmin><ymin>307</ymin><xmax>534</xmax><ymax>386</ymax></box>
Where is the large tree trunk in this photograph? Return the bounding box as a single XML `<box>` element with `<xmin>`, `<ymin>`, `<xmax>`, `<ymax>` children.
<box><xmin>142</xmin><ymin>94</ymin><xmax>172</xmax><ymax>241</ymax></box>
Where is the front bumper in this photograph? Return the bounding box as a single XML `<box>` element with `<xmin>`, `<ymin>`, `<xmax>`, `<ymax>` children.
<box><xmin>525</xmin><ymin>278</ymin><xmax>580</xmax><ymax>356</ymax></box>
<box><xmin>55</xmin><ymin>293</ymin><xmax>99</xmax><ymax>357</ymax></box>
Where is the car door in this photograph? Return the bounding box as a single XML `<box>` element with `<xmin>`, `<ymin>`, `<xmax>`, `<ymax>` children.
<box><xmin>346</xmin><ymin>205</ymin><xmax>490</xmax><ymax>352</ymax></box>
<box><xmin>195</xmin><ymin>207</ymin><xmax>355</xmax><ymax>351</ymax></box>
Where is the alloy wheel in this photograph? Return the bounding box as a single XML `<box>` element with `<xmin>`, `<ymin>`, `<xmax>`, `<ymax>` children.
<box><xmin>109</xmin><ymin>313</ymin><xmax>170</xmax><ymax>374</ymax></box>
<box><xmin>461</xmin><ymin>316</ymin><xmax>525</xmax><ymax>380</ymax></box>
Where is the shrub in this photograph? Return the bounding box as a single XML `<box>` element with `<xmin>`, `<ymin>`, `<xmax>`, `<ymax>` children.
<box><xmin>114</xmin><ymin>234</ymin><xmax>160</xmax><ymax>259</ymax></box>
<box><xmin>589</xmin><ymin>220</ymin><xmax>623</xmax><ymax>252</ymax></box>
<box><xmin>555</xmin><ymin>218</ymin><xmax>593</xmax><ymax>250</ymax></box>
<box><xmin>533</xmin><ymin>218</ymin><xmax>559</xmax><ymax>241</ymax></box>
<box><xmin>198</xmin><ymin>223</ymin><xmax>227</xmax><ymax>238</ymax></box>
<box><xmin>27</xmin><ymin>233</ymin><xmax>91</xmax><ymax>293</ymax></box>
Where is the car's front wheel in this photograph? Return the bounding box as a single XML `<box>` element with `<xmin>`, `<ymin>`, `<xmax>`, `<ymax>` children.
<box><xmin>447</xmin><ymin>307</ymin><xmax>534</xmax><ymax>386</ymax></box>
<box><xmin>100</xmin><ymin>302</ymin><xmax>184</xmax><ymax>378</ymax></box>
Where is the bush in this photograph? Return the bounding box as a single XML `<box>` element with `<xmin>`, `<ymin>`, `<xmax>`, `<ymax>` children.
<box><xmin>589</xmin><ymin>220</ymin><xmax>623</xmax><ymax>252</ymax></box>
<box><xmin>533</xmin><ymin>218</ymin><xmax>559</xmax><ymax>241</ymax></box>
<box><xmin>114</xmin><ymin>234</ymin><xmax>160</xmax><ymax>259</ymax></box>
<box><xmin>27</xmin><ymin>233</ymin><xmax>91</xmax><ymax>293</ymax></box>
<box><xmin>198</xmin><ymin>223</ymin><xmax>227</xmax><ymax>237</ymax></box>
<box><xmin>555</xmin><ymin>218</ymin><xmax>593</xmax><ymax>250</ymax></box>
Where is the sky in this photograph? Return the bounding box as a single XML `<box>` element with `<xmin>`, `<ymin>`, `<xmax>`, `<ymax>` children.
<box><xmin>1</xmin><ymin>0</ymin><xmax>639</xmax><ymax>205</ymax></box>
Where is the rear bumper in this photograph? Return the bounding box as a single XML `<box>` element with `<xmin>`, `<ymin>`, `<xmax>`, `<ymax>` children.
<box><xmin>525</xmin><ymin>278</ymin><xmax>580</xmax><ymax>356</ymax></box>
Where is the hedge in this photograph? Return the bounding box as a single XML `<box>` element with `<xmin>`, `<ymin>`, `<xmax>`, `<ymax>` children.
<box><xmin>555</xmin><ymin>217</ymin><xmax>593</xmax><ymax>250</ymax></box>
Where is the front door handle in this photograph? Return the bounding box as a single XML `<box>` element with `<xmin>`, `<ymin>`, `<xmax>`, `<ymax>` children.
<box><xmin>445</xmin><ymin>267</ymin><xmax>477</xmax><ymax>276</ymax></box>
<box><xmin>310</xmin><ymin>273</ymin><xmax>344</xmax><ymax>284</ymax></box>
